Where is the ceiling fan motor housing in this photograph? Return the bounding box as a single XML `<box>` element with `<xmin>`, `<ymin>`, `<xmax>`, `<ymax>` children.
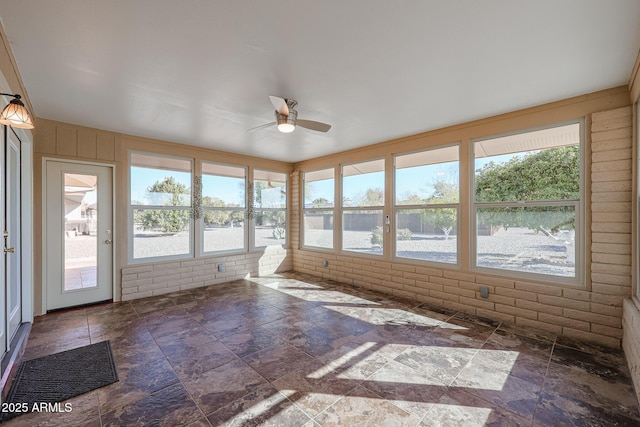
<box><xmin>264</xmin><ymin>96</ymin><xmax>330</xmax><ymax>133</ymax></box>
<box><xmin>276</xmin><ymin>108</ymin><xmax>297</xmax><ymax>127</ymax></box>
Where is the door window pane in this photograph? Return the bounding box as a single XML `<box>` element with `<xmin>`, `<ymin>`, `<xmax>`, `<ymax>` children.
<box><xmin>64</xmin><ymin>173</ymin><xmax>98</xmax><ymax>290</ymax></box>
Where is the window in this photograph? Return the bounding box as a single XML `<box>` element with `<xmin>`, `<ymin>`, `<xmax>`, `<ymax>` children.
<box><xmin>201</xmin><ymin>162</ymin><xmax>246</xmax><ymax>254</ymax></box>
<box><xmin>473</xmin><ymin>122</ymin><xmax>582</xmax><ymax>280</ymax></box>
<box><xmin>253</xmin><ymin>169</ymin><xmax>287</xmax><ymax>248</ymax></box>
<box><xmin>130</xmin><ymin>152</ymin><xmax>193</xmax><ymax>261</ymax></box>
<box><xmin>342</xmin><ymin>159</ymin><xmax>385</xmax><ymax>255</ymax></box>
<box><xmin>395</xmin><ymin>145</ymin><xmax>459</xmax><ymax>264</ymax></box>
<box><xmin>303</xmin><ymin>168</ymin><xmax>335</xmax><ymax>249</ymax></box>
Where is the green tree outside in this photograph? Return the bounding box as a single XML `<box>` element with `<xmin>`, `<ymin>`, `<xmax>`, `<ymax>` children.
<box><xmin>311</xmin><ymin>197</ymin><xmax>331</xmax><ymax>208</ymax></box>
<box><xmin>474</xmin><ymin>146</ymin><xmax>579</xmax><ymax>233</ymax></box>
<box><xmin>202</xmin><ymin>196</ymin><xmax>245</xmax><ymax>226</ymax></box>
<box><xmin>422</xmin><ymin>181</ymin><xmax>458</xmax><ymax>239</ymax></box>
<box><xmin>140</xmin><ymin>177</ymin><xmax>190</xmax><ymax>233</ymax></box>
<box><xmin>349</xmin><ymin>187</ymin><xmax>384</xmax><ymax>207</ymax></box>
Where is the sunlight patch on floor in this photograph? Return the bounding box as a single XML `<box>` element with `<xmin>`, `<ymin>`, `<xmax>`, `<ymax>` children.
<box><xmin>427</xmin><ymin>403</ymin><xmax>492</xmax><ymax>426</ymax></box>
<box><xmin>325</xmin><ymin>306</ymin><xmax>407</xmax><ymax>324</ymax></box>
<box><xmin>306</xmin><ymin>342</ymin><xmax>377</xmax><ymax>379</ymax></box>
<box><xmin>454</xmin><ymin>349</ymin><xmax>520</xmax><ymax>391</ymax></box>
<box><xmin>437</xmin><ymin>321</ymin><xmax>470</xmax><ymax>330</ymax></box>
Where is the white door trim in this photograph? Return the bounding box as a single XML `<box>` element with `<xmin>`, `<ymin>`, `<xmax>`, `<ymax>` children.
<box><xmin>20</xmin><ymin>133</ymin><xmax>33</xmax><ymax>324</ymax></box>
<box><xmin>41</xmin><ymin>158</ymin><xmax>117</xmax><ymax>314</ymax></box>
<box><xmin>0</xmin><ymin>127</ymin><xmax>33</xmax><ymax>352</ymax></box>
<box><xmin>6</xmin><ymin>132</ymin><xmax>22</xmax><ymax>341</ymax></box>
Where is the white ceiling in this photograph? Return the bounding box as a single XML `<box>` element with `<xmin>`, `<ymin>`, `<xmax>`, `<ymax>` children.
<box><xmin>0</xmin><ymin>1</ymin><xmax>639</xmax><ymax>163</ymax></box>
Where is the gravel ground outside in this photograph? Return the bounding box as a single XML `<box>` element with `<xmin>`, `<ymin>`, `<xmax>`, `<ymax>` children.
<box><xmin>64</xmin><ymin>226</ymin><xmax>286</xmax><ymax>264</ymax></box>
<box><xmin>65</xmin><ymin>226</ymin><xmax>574</xmax><ymax>277</ymax></box>
<box><xmin>305</xmin><ymin>226</ymin><xmax>574</xmax><ymax>277</ymax></box>
<box><xmin>131</xmin><ymin>226</ymin><xmax>284</xmax><ymax>259</ymax></box>
<box><xmin>65</xmin><ymin>235</ymin><xmax>97</xmax><ymax>268</ymax></box>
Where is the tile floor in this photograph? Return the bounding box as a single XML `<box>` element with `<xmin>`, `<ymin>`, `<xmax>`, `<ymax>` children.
<box><xmin>4</xmin><ymin>272</ymin><xmax>640</xmax><ymax>426</ymax></box>
<box><xmin>63</xmin><ymin>266</ymin><xmax>97</xmax><ymax>290</ymax></box>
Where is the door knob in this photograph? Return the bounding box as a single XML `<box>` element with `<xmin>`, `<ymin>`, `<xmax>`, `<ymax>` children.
<box><xmin>4</xmin><ymin>247</ymin><xmax>15</xmax><ymax>254</ymax></box>
<box><xmin>104</xmin><ymin>239</ymin><xmax>112</xmax><ymax>245</ymax></box>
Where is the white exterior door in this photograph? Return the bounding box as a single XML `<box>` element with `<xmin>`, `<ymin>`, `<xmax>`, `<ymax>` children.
<box><xmin>5</xmin><ymin>131</ymin><xmax>21</xmax><ymax>341</ymax></box>
<box><xmin>45</xmin><ymin>161</ymin><xmax>113</xmax><ymax>311</ymax></box>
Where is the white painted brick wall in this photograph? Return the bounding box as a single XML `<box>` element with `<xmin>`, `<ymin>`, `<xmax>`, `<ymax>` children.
<box><xmin>120</xmin><ymin>247</ymin><xmax>291</xmax><ymax>300</ymax></box>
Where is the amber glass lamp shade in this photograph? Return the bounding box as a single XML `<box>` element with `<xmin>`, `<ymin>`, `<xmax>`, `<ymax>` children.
<box><xmin>0</xmin><ymin>95</ymin><xmax>34</xmax><ymax>129</ymax></box>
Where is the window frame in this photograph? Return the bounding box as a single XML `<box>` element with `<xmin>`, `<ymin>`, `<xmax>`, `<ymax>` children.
<box><xmin>128</xmin><ymin>150</ymin><xmax>194</xmax><ymax>263</ymax></box>
<box><xmin>340</xmin><ymin>157</ymin><xmax>386</xmax><ymax>258</ymax></box>
<box><xmin>392</xmin><ymin>143</ymin><xmax>461</xmax><ymax>267</ymax></box>
<box><xmin>200</xmin><ymin>161</ymin><xmax>248</xmax><ymax>256</ymax></box>
<box><xmin>251</xmin><ymin>168</ymin><xmax>289</xmax><ymax>250</ymax></box>
<box><xmin>301</xmin><ymin>167</ymin><xmax>336</xmax><ymax>252</ymax></box>
<box><xmin>470</xmin><ymin>120</ymin><xmax>585</xmax><ymax>285</ymax></box>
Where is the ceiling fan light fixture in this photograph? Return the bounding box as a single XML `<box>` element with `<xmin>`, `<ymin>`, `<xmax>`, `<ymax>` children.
<box><xmin>248</xmin><ymin>96</ymin><xmax>330</xmax><ymax>133</ymax></box>
<box><xmin>277</xmin><ymin>122</ymin><xmax>295</xmax><ymax>133</ymax></box>
<box><xmin>0</xmin><ymin>94</ymin><xmax>34</xmax><ymax>129</ymax></box>
<box><xmin>276</xmin><ymin>109</ymin><xmax>297</xmax><ymax>133</ymax></box>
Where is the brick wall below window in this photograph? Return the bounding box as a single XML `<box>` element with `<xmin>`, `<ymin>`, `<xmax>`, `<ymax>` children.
<box><xmin>120</xmin><ymin>247</ymin><xmax>292</xmax><ymax>300</ymax></box>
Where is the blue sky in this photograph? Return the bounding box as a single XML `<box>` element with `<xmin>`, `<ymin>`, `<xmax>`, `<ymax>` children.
<box><xmin>202</xmin><ymin>175</ymin><xmax>244</xmax><ymax>205</ymax></box>
<box><xmin>304</xmin><ymin>154</ymin><xmax>523</xmax><ymax>206</ymax></box>
<box><xmin>131</xmin><ymin>152</ymin><xmax>522</xmax><ymax>206</ymax></box>
<box><xmin>130</xmin><ymin>167</ymin><xmax>252</xmax><ymax>206</ymax></box>
<box><xmin>131</xmin><ymin>167</ymin><xmax>192</xmax><ymax>204</ymax></box>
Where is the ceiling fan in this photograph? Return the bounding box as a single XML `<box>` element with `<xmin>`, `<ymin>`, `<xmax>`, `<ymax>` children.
<box><xmin>250</xmin><ymin>96</ymin><xmax>331</xmax><ymax>133</ymax></box>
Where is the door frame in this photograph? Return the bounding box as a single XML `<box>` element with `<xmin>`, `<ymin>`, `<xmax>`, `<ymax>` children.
<box><xmin>1</xmin><ymin>126</ymin><xmax>33</xmax><ymax>344</ymax></box>
<box><xmin>41</xmin><ymin>158</ymin><xmax>117</xmax><ymax>312</ymax></box>
<box><xmin>0</xmin><ymin>124</ymin><xmax>33</xmax><ymax>386</ymax></box>
<box><xmin>5</xmin><ymin>128</ymin><xmax>22</xmax><ymax>342</ymax></box>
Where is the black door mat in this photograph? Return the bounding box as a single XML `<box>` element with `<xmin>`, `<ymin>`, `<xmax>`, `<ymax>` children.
<box><xmin>0</xmin><ymin>340</ymin><xmax>118</xmax><ymax>422</ymax></box>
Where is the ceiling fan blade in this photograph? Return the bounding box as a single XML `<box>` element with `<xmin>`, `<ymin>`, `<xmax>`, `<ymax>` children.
<box><xmin>297</xmin><ymin>119</ymin><xmax>332</xmax><ymax>133</ymax></box>
<box><xmin>248</xmin><ymin>121</ymin><xmax>276</xmax><ymax>131</ymax></box>
<box><xmin>269</xmin><ymin>96</ymin><xmax>289</xmax><ymax>116</ymax></box>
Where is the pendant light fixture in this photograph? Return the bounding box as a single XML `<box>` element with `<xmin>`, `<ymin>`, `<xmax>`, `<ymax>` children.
<box><xmin>0</xmin><ymin>93</ymin><xmax>34</xmax><ymax>129</ymax></box>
